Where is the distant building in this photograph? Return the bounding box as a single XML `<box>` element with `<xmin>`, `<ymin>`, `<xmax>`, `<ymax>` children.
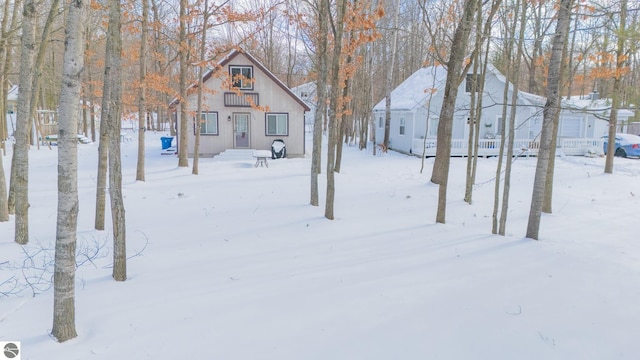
<box><xmin>373</xmin><ymin>64</ymin><xmax>634</xmax><ymax>157</ymax></box>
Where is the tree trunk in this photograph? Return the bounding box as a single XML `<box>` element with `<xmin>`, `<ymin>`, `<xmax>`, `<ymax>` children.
<box><xmin>106</xmin><ymin>0</ymin><xmax>126</xmax><ymax>281</ymax></box>
<box><xmin>604</xmin><ymin>0</ymin><xmax>627</xmax><ymax>174</ymax></box>
<box><xmin>464</xmin><ymin>12</ymin><xmax>481</xmax><ymax>205</ymax></box>
<box><xmin>325</xmin><ymin>0</ymin><xmax>346</xmax><ymax>220</ymax></box>
<box><xmin>177</xmin><ymin>0</ymin><xmax>189</xmax><ymax>167</ymax></box>
<box><xmin>526</xmin><ymin>0</ymin><xmax>574</xmax><ymax>240</ymax></box>
<box><xmin>499</xmin><ymin>0</ymin><xmax>527</xmax><ymax>235</ymax></box>
<box><xmin>382</xmin><ymin>0</ymin><xmax>400</xmax><ymax>151</ymax></box>
<box><xmin>193</xmin><ymin>0</ymin><xmax>209</xmax><ymax>176</ymax></box>
<box><xmin>52</xmin><ymin>0</ymin><xmax>86</xmax><ymax>342</ymax></box>
<box><xmin>310</xmin><ymin>0</ymin><xmax>328</xmax><ymax>207</ymax></box>
<box><xmin>136</xmin><ymin>0</ymin><xmax>148</xmax><ymax>181</ymax></box>
<box><xmin>433</xmin><ymin>0</ymin><xmax>477</xmax><ymax>223</ymax></box>
<box><xmin>12</xmin><ymin>0</ymin><xmax>36</xmax><ymax>244</ymax></box>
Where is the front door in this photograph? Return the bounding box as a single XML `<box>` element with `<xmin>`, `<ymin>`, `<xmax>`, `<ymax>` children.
<box><xmin>234</xmin><ymin>113</ymin><xmax>250</xmax><ymax>148</ymax></box>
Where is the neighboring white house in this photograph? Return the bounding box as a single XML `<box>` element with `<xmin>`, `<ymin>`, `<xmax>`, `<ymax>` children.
<box><xmin>290</xmin><ymin>82</ymin><xmax>317</xmax><ymax>133</ymax></box>
<box><xmin>373</xmin><ymin>64</ymin><xmax>633</xmax><ymax>157</ymax></box>
<box><xmin>172</xmin><ymin>49</ymin><xmax>310</xmax><ymax>157</ymax></box>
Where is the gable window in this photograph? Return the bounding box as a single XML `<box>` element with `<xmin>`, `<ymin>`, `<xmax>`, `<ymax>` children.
<box><xmin>465</xmin><ymin>73</ymin><xmax>480</xmax><ymax>93</ymax></box>
<box><xmin>378</xmin><ymin>116</ymin><xmax>383</xmax><ymax>128</ymax></box>
<box><xmin>230</xmin><ymin>66</ymin><xmax>253</xmax><ymax>90</ymax></box>
<box><xmin>197</xmin><ymin>112</ymin><xmax>218</xmax><ymax>135</ymax></box>
<box><xmin>399</xmin><ymin>117</ymin><xmax>406</xmax><ymax>135</ymax></box>
<box><xmin>266</xmin><ymin>113</ymin><xmax>288</xmax><ymax>136</ymax></box>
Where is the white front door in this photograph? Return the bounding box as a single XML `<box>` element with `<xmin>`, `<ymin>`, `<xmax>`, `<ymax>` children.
<box><xmin>234</xmin><ymin>113</ymin><xmax>250</xmax><ymax>148</ymax></box>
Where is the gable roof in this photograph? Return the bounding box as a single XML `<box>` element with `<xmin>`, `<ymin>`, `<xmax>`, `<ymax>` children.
<box><xmin>373</xmin><ymin>65</ymin><xmax>448</xmax><ymax>112</ymax></box>
<box><xmin>170</xmin><ymin>49</ymin><xmax>309</xmax><ymax>112</ymax></box>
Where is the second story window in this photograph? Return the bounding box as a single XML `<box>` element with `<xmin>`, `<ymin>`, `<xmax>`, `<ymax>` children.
<box><xmin>230</xmin><ymin>66</ymin><xmax>253</xmax><ymax>90</ymax></box>
<box><xmin>466</xmin><ymin>73</ymin><xmax>480</xmax><ymax>93</ymax></box>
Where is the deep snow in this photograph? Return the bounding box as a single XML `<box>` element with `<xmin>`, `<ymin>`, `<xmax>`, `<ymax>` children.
<box><xmin>1</xmin><ymin>131</ymin><xmax>639</xmax><ymax>359</ymax></box>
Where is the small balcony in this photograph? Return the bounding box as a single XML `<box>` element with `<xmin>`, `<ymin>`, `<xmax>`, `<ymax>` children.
<box><xmin>224</xmin><ymin>92</ymin><xmax>259</xmax><ymax>107</ymax></box>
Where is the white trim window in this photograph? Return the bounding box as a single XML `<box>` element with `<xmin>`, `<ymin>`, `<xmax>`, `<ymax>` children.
<box><xmin>266</xmin><ymin>113</ymin><xmax>288</xmax><ymax>136</ymax></box>
<box><xmin>399</xmin><ymin>117</ymin><xmax>406</xmax><ymax>135</ymax></box>
<box><xmin>199</xmin><ymin>112</ymin><xmax>218</xmax><ymax>135</ymax></box>
<box><xmin>230</xmin><ymin>66</ymin><xmax>253</xmax><ymax>90</ymax></box>
<box><xmin>378</xmin><ymin>116</ymin><xmax>383</xmax><ymax>128</ymax></box>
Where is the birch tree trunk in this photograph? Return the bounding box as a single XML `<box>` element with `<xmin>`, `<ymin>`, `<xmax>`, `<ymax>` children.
<box><xmin>136</xmin><ymin>0</ymin><xmax>149</xmax><ymax>181</ymax></box>
<box><xmin>12</xmin><ymin>0</ymin><xmax>36</xmax><ymax>244</ymax></box>
<box><xmin>526</xmin><ymin>0</ymin><xmax>574</xmax><ymax>240</ymax></box>
<box><xmin>106</xmin><ymin>0</ymin><xmax>126</xmax><ymax>281</ymax></box>
<box><xmin>310</xmin><ymin>0</ymin><xmax>328</xmax><ymax>207</ymax></box>
<box><xmin>4</xmin><ymin>0</ymin><xmax>20</xmax><ymax>212</ymax></box>
<box><xmin>0</xmin><ymin>0</ymin><xmax>9</xmax><ymax>219</ymax></box>
<box><xmin>52</xmin><ymin>0</ymin><xmax>86</xmax><ymax>342</ymax></box>
<box><xmin>0</xmin><ymin>0</ymin><xmax>11</xmax><ymax>151</ymax></box>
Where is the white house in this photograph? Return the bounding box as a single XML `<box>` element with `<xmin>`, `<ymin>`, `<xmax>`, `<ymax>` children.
<box><xmin>290</xmin><ymin>81</ymin><xmax>317</xmax><ymax>133</ymax></box>
<box><xmin>373</xmin><ymin>64</ymin><xmax>631</xmax><ymax>157</ymax></box>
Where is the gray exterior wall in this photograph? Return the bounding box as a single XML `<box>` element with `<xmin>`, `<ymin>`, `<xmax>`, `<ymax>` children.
<box><xmin>176</xmin><ymin>52</ymin><xmax>308</xmax><ymax>157</ymax></box>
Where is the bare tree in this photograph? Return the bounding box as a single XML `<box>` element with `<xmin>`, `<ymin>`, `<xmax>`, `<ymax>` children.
<box><xmin>11</xmin><ymin>0</ymin><xmax>36</xmax><ymax>244</ymax></box>
<box><xmin>137</xmin><ymin>0</ymin><xmax>149</xmax><ymax>181</ymax></box>
<box><xmin>310</xmin><ymin>0</ymin><xmax>328</xmax><ymax>207</ymax></box>
<box><xmin>105</xmin><ymin>0</ymin><xmax>127</xmax><ymax>281</ymax></box>
<box><xmin>52</xmin><ymin>0</ymin><xmax>87</xmax><ymax>342</ymax></box>
<box><xmin>177</xmin><ymin>0</ymin><xmax>189</xmax><ymax>167</ymax></box>
<box><xmin>325</xmin><ymin>0</ymin><xmax>347</xmax><ymax>220</ymax></box>
<box><xmin>193</xmin><ymin>0</ymin><xmax>210</xmax><ymax>176</ymax></box>
<box><xmin>604</xmin><ymin>0</ymin><xmax>627</xmax><ymax>174</ymax></box>
<box><xmin>432</xmin><ymin>0</ymin><xmax>477</xmax><ymax>224</ymax></box>
<box><xmin>498</xmin><ymin>0</ymin><xmax>527</xmax><ymax>235</ymax></box>
<box><xmin>382</xmin><ymin>0</ymin><xmax>400</xmax><ymax>151</ymax></box>
<box><xmin>526</xmin><ymin>0</ymin><xmax>574</xmax><ymax>240</ymax></box>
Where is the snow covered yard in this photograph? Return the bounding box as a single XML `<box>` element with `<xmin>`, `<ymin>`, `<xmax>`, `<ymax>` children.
<box><xmin>1</xmin><ymin>132</ymin><xmax>639</xmax><ymax>359</ymax></box>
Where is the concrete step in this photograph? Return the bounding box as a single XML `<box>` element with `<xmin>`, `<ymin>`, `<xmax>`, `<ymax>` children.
<box><xmin>214</xmin><ymin>149</ymin><xmax>257</xmax><ymax>161</ymax></box>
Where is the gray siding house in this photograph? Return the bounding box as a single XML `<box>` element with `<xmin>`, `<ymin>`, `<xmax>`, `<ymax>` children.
<box><xmin>373</xmin><ymin>64</ymin><xmax>630</xmax><ymax>156</ymax></box>
<box><xmin>174</xmin><ymin>49</ymin><xmax>310</xmax><ymax>157</ymax></box>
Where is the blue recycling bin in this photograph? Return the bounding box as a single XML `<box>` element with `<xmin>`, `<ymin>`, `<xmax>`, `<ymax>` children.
<box><xmin>160</xmin><ymin>136</ymin><xmax>174</xmax><ymax>150</ymax></box>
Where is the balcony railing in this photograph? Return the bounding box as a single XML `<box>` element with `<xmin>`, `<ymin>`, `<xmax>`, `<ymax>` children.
<box><xmin>224</xmin><ymin>92</ymin><xmax>259</xmax><ymax>107</ymax></box>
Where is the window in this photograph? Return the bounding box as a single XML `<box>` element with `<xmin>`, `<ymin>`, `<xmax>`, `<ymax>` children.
<box><xmin>230</xmin><ymin>66</ymin><xmax>253</xmax><ymax>90</ymax></box>
<box><xmin>378</xmin><ymin>116</ymin><xmax>383</xmax><ymax>128</ymax></box>
<box><xmin>266</xmin><ymin>113</ymin><xmax>288</xmax><ymax>136</ymax></box>
<box><xmin>466</xmin><ymin>73</ymin><xmax>480</xmax><ymax>93</ymax></box>
<box><xmin>197</xmin><ymin>112</ymin><xmax>218</xmax><ymax>135</ymax></box>
<box><xmin>428</xmin><ymin>116</ymin><xmax>438</xmax><ymax>137</ymax></box>
<box><xmin>399</xmin><ymin>117</ymin><xmax>406</xmax><ymax>135</ymax></box>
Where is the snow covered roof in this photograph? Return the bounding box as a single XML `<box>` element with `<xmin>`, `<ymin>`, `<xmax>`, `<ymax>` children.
<box><xmin>373</xmin><ymin>65</ymin><xmax>448</xmax><ymax>111</ymax></box>
<box><xmin>373</xmin><ymin>63</ymin><xmax>537</xmax><ymax>112</ymax></box>
<box><xmin>562</xmin><ymin>96</ymin><xmax>635</xmax><ymax>119</ymax></box>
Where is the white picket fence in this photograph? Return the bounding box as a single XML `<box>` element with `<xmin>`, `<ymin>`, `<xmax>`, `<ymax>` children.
<box><xmin>412</xmin><ymin>138</ymin><xmax>604</xmax><ymax>157</ymax></box>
